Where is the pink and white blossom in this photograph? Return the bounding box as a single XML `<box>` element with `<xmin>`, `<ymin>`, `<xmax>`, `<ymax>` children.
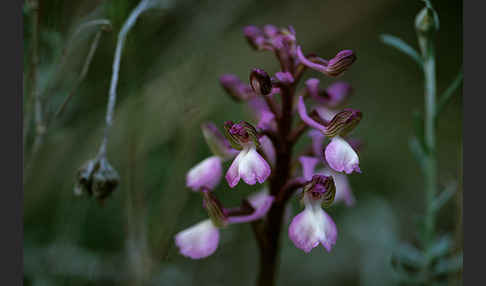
<box><xmin>175</xmin><ymin>219</ymin><xmax>220</xmax><ymax>259</ymax></box>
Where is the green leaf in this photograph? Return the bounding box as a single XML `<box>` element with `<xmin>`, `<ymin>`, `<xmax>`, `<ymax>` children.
<box><xmin>380</xmin><ymin>34</ymin><xmax>423</xmax><ymax>67</ymax></box>
<box><xmin>427</xmin><ymin>235</ymin><xmax>453</xmax><ymax>260</ymax></box>
<box><xmin>431</xmin><ymin>182</ymin><xmax>458</xmax><ymax>213</ymax></box>
<box><xmin>434</xmin><ymin>253</ymin><xmax>463</xmax><ymax>275</ymax></box>
<box><xmin>436</xmin><ymin>69</ymin><xmax>463</xmax><ymax>117</ymax></box>
<box><xmin>390</xmin><ymin>260</ymin><xmax>426</xmax><ymax>284</ymax></box>
<box><xmin>392</xmin><ymin>242</ymin><xmax>427</xmax><ymax>268</ymax></box>
<box><xmin>409</xmin><ymin>137</ymin><xmax>428</xmax><ymax>171</ymax></box>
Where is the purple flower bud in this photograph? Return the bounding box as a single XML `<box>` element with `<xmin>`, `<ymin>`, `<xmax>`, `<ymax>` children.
<box><xmin>297</xmin><ymin>46</ymin><xmax>356</xmax><ymax>77</ymax></box>
<box><xmin>175</xmin><ymin>219</ymin><xmax>220</xmax><ymax>259</ymax></box>
<box><xmin>219</xmin><ymin>74</ymin><xmax>255</xmax><ymax>101</ymax></box>
<box><xmin>263</xmin><ymin>24</ymin><xmax>279</xmax><ymax>38</ymax></box>
<box><xmin>324</xmin><ymin>108</ymin><xmax>362</xmax><ymax>138</ymax></box>
<box><xmin>186</xmin><ymin>156</ymin><xmax>223</xmax><ymax>191</ymax></box>
<box><xmin>326</xmin><ymin>50</ymin><xmax>357</xmax><ymax>77</ymax></box>
<box><xmin>324</xmin><ymin>136</ymin><xmax>361</xmax><ymax>174</ymax></box>
<box><xmin>243</xmin><ymin>25</ymin><xmax>265</xmax><ymax>50</ymax></box>
<box><xmin>250</xmin><ymin>68</ymin><xmax>273</xmax><ymax>95</ymax></box>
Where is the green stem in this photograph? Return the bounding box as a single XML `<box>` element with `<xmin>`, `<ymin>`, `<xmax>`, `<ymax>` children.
<box><xmin>423</xmin><ymin>37</ymin><xmax>437</xmax><ymax>283</ymax></box>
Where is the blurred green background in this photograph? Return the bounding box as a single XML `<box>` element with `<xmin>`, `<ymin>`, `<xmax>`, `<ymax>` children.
<box><xmin>23</xmin><ymin>0</ymin><xmax>462</xmax><ymax>285</ymax></box>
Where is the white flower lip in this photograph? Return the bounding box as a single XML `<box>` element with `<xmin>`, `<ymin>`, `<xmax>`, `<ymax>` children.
<box><xmin>174</xmin><ymin>219</ymin><xmax>220</xmax><ymax>259</ymax></box>
<box><xmin>225</xmin><ymin>147</ymin><xmax>271</xmax><ymax>188</ymax></box>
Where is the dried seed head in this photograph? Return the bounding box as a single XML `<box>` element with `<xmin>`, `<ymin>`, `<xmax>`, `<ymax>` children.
<box><xmin>74</xmin><ymin>156</ymin><xmax>120</xmax><ymax>203</ymax></box>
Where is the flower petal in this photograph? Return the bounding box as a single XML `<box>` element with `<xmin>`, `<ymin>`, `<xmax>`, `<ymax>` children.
<box><xmin>175</xmin><ymin>219</ymin><xmax>220</xmax><ymax>259</ymax></box>
<box><xmin>296</xmin><ymin>46</ymin><xmax>328</xmax><ymax>74</ymax></box>
<box><xmin>227</xmin><ymin>189</ymin><xmax>275</xmax><ymax>224</ymax></box>
<box><xmin>248</xmin><ymin>97</ymin><xmax>277</xmax><ymax>131</ymax></box>
<box><xmin>297</xmin><ymin>96</ymin><xmax>328</xmax><ymax>134</ymax></box>
<box><xmin>308</xmin><ymin>130</ymin><xmax>326</xmax><ymax>157</ymax></box>
<box><xmin>288</xmin><ymin>207</ymin><xmax>337</xmax><ymax>253</ymax></box>
<box><xmin>238</xmin><ymin>148</ymin><xmax>271</xmax><ymax>185</ymax></box>
<box><xmin>326</xmin><ymin>81</ymin><xmax>353</xmax><ymax>108</ymax></box>
<box><xmin>315</xmin><ymin>106</ymin><xmax>338</xmax><ymax>122</ymax></box>
<box><xmin>299</xmin><ymin>156</ymin><xmax>319</xmax><ymax>181</ymax></box>
<box><xmin>225</xmin><ymin>150</ymin><xmax>246</xmax><ymax>188</ymax></box>
<box><xmin>259</xmin><ymin>135</ymin><xmax>276</xmax><ymax>166</ymax></box>
<box><xmin>186</xmin><ymin>156</ymin><xmax>222</xmax><ymax>191</ymax></box>
<box><xmin>325</xmin><ymin>136</ymin><xmax>361</xmax><ymax>174</ymax></box>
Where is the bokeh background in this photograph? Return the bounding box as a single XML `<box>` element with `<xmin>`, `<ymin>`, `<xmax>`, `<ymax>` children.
<box><xmin>23</xmin><ymin>0</ymin><xmax>462</xmax><ymax>285</ymax></box>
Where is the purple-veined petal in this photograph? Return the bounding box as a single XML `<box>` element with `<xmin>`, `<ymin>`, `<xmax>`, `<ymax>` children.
<box><xmin>299</xmin><ymin>156</ymin><xmax>319</xmax><ymax>181</ymax></box>
<box><xmin>186</xmin><ymin>156</ymin><xmax>222</xmax><ymax>191</ymax></box>
<box><xmin>297</xmin><ymin>46</ymin><xmax>356</xmax><ymax>77</ymax></box>
<box><xmin>227</xmin><ymin>189</ymin><xmax>275</xmax><ymax>224</ymax></box>
<box><xmin>288</xmin><ymin>205</ymin><xmax>337</xmax><ymax>253</ymax></box>
<box><xmin>319</xmin><ymin>168</ymin><xmax>356</xmax><ymax>206</ymax></box>
<box><xmin>324</xmin><ymin>136</ymin><xmax>361</xmax><ymax>174</ymax></box>
<box><xmin>175</xmin><ymin>219</ymin><xmax>220</xmax><ymax>259</ymax></box>
<box><xmin>259</xmin><ymin>135</ymin><xmax>276</xmax><ymax>166</ymax></box>
<box><xmin>297</xmin><ymin>96</ymin><xmax>328</xmax><ymax>134</ymax></box>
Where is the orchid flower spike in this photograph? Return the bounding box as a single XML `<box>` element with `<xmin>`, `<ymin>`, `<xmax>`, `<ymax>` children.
<box><xmin>224</xmin><ymin>121</ymin><xmax>271</xmax><ymax>188</ymax></box>
<box><xmin>289</xmin><ymin>175</ymin><xmax>338</xmax><ymax>253</ymax></box>
<box><xmin>297</xmin><ymin>96</ymin><xmax>362</xmax><ymax>174</ymax></box>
